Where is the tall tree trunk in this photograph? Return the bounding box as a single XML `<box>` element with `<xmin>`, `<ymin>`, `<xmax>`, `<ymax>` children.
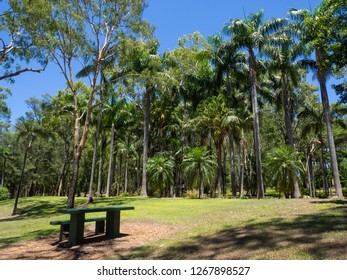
<box><xmin>316</xmin><ymin>49</ymin><xmax>343</xmax><ymax>198</ymax></box>
<box><xmin>88</xmin><ymin>133</ymin><xmax>98</xmax><ymax>202</ymax></box>
<box><xmin>217</xmin><ymin>139</ymin><xmax>223</xmax><ymax>199</ymax></box>
<box><xmin>141</xmin><ymin>89</ymin><xmax>150</xmax><ymax>197</ymax></box>
<box><xmin>67</xmin><ymin>81</ymin><xmax>95</xmax><ymax>208</ymax></box>
<box><xmin>239</xmin><ymin>130</ymin><xmax>246</xmax><ymax>198</ymax></box>
<box><xmin>56</xmin><ymin>161</ymin><xmax>67</xmax><ymax>196</ymax></box>
<box><xmin>318</xmin><ymin>132</ymin><xmax>328</xmax><ymax>192</ymax></box>
<box><xmin>97</xmin><ymin>136</ymin><xmax>105</xmax><ymax>196</ymax></box>
<box><xmin>229</xmin><ymin>134</ymin><xmax>237</xmax><ymax>196</ymax></box>
<box><xmin>308</xmin><ymin>155</ymin><xmax>316</xmax><ymax>198</ymax></box>
<box><xmin>281</xmin><ymin>72</ymin><xmax>301</xmax><ymax>198</ymax></box>
<box><xmin>136</xmin><ymin>155</ymin><xmax>141</xmax><ymax>194</ymax></box>
<box><xmin>249</xmin><ymin>50</ymin><xmax>264</xmax><ymax>198</ymax></box>
<box><xmin>124</xmin><ymin>154</ymin><xmax>129</xmax><ymax>193</ymax></box>
<box><xmin>87</xmin><ymin>100</ymin><xmax>103</xmax><ymax>202</ymax></box>
<box><xmin>67</xmin><ymin>147</ymin><xmax>81</xmax><ymax>208</ymax></box>
<box><xmin>106</xmin><ymin>123</ymin><xmax>115</xmax><ymax>197</ymax></box>
<box><xmin>12</xmin><ymin>142</ymin><xmax>30</xmax><ymax>216</ymax></box>
<box><xmin>1</xmin><ymin>158</ymin><xmax>6</xmax><ymax>186</ymax></box>
<box><xmin>199</xmin><ymin>178</ymin><xmax>204</xmax><ymax>199</ymax></box>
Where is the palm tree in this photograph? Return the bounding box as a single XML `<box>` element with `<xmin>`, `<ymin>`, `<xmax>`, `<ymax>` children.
<box><xmin>264</xmin><ymin>145</ymin><xmax>303</xmax><ymax>198</ymax></box>
<box><xmin>263</xmin><ymin>26</ymin><xmax>306</xmax><ymax>198</ymax></box>
<box><xmin>289</xmin><ymin>8</ymin><xmax>343</xmax><ymax>198</ymax></box>
<box><xmin>196</xmin><ymin>94</ymin><xmax>239</xmax><ymax>198</ymax></box>
<box><xmin>182</xmin><ymin>147</ymin><xmax>216</xmax><ymax>199</ymax></box>
<box><xmin>224</xmin><ymin>10</ymin><xmax>287</xmax><ymax>198</ymax></box>
<box><xmin>118</xmin><ymin>38</ymin><xmax>163</xmax><ymax>197</ymax></box>
<box><xmin>147</xmin><ymin>154</ymin><xmax>175</xmax><ymax>197</ymax></box>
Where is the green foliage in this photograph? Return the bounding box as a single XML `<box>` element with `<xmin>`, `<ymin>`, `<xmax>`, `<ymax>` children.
<box><xmin>184</xmin><ymin>189</ymin><xmax>200</xmax><ymax>199</ymax></box>
<box><xmin>0</xmin><ymin>186</ymin><xmax>10</xmax><ymax>200</ymax></box>
<box><xmin>182</xmin><ymin>147</ymin><xmax>216</xmax><ymax>191</ymax></box>
<box><xmin>1</xmin><ymin>1</ymin><xmax>346</xmax><ymax>202</ymax></box>
<box><xmin>264</xmin><ymin>145</ymin><xmax>303</xmax><ymax>198</ymax></box>
<box><xmin>147</xmin><ymin>154</ymin><xmax>175</xmax><ymax>195</ymax></box>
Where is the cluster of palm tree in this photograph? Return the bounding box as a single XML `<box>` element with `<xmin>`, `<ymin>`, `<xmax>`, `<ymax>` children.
<box><xmin>1</xmin><ymin>2</ymin><xmax>346</xmax><ymax>206</ymax></box>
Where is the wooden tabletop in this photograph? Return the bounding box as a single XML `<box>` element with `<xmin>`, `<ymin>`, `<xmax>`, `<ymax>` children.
<box><xmin>57</xmin><ymin>206</ymin><xmax>134</xmax><ymax>214</ymax></box>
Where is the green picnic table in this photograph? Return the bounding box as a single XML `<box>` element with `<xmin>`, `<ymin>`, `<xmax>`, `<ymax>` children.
<box><xmin>55</xmin><ymin>206</ymin><xmax>134</xmax><ymax>246</ymax></box>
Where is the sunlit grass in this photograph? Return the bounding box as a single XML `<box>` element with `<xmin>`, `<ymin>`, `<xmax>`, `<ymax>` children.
<box><xmin>0</xmin><ymin>196</ymin><xmax>346</xmax><ymax>259</ymax></box>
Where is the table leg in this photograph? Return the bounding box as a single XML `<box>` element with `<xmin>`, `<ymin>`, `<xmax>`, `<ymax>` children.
<box><xmin>69</xmin><ymin>213</ymin><xmax>85</xmax><ymax>245</ymax></box>
<box><xmin>106</xmin><ymin>211</ymin><xmax>120</xmax><ymax>238</ymax></box>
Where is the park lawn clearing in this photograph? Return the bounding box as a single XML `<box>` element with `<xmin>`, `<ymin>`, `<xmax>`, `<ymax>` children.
<box><xmin>0</xmin><ymin>196</ymin><xmax>346</xmax><ymax>260</ymax></box>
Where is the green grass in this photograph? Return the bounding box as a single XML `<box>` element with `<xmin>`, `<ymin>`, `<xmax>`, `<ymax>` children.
<box><xmin>0</xmin><ymin>196</ymin><xmax>346</xmax><ymax>259</ymax></box>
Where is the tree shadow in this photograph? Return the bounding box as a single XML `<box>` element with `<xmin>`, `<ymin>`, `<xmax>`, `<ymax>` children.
<box><xmin>0</xmin><ymin>229</ymin><xmax>56</xmax><ymax>248</ymax></box>
<box><xmin>310</xmin><ymin>199</ymin><xmax>347</xmax><ymax>205</ymax></box>
<box><xmin>125</xmin><ymin>206</ymin><xmax>347</xmax><ymax>260</ymax></box>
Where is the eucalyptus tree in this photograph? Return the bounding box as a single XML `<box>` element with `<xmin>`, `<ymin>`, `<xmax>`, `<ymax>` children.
<box><xmin>171</xmin><ymin>32</ymin><xmax>215</xmax><ymax>111</ymax></box>
<box><xmin>224</xmin><ymin>10</ymin><xmax>287</xmax><ymax>198</ymax></box>
<box><xmin>183</xmin><ymin>147</ymin><xmax>216</xmax><ymax>199</ymax></box>
<box><xmin>12</xmin><ymin>116</ymin><xmax>52</xmax><ymax>215</ymax></box>
<box><xmin>290</xmin><ymin>7</ymin><xmax>344</xmax><ymax>197</ymax></box>
<box><xmin>0</xmin><ymin>2</ymin><xmax>47</xmax><ymax>81</ymax></box>
<box><xmin>0</xmin><ymin>89</ymin><xmax>11</xmax><ymax>134</ymax></box>
<box><xmin>8</xmin><ymin>0</ymin><xmax>152</xmax><ymax>207</ymax></box>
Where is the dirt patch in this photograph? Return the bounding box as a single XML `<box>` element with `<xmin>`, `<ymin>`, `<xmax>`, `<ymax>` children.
<box><xmin>0</xmin><ymin>220</ymin><xmax>181</xmax><ymax>260</ymax></box>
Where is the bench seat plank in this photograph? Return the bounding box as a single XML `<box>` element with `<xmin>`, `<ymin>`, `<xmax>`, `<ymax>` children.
<box><xmin>50</xmin><ymin>217</ymin><xmax>106</xmax><ymax>242</ymax></box>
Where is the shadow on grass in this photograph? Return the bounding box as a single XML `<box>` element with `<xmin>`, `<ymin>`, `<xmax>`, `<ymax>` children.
<box><xmin>310</xmin><ymin>200</ymin><xmax>347</xmax><ymax>205</ymax></box>
<box><xmin>0</xmin><ymin>229</ymin><xmax>56</xmax><ymax>248</ymax></box>
<box><xmin>92</xmin><ymin>197</ymin><xmax>147</xmax><ymax>206</ymax></box>
<box><xmin>0</xmin><ymin>197</ymin><xmax>143</xmax><ymax>222</ymax></box>
<box><xmin>123</xmin><ymin>206</ymin><xmax>347</xmax><ymax>260</ymax></box>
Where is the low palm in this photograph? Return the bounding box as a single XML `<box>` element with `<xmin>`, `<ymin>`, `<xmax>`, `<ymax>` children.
<box><xmin>182</xmin><ymin>147</ymin><xmax>216</xmax><ymax>198</ymax></box>
<box><xmin>147</xmin><ymin>154</ymin><xmax>175</xmax><ymax>197</ymax></box>
<box><xmin>264</xmin><ymin>145</ymin><xmax>303</xmax><ymax>198</ymax></box>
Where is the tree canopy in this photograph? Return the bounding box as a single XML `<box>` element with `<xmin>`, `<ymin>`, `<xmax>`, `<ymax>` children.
<box><xmin>0</xmin><ymin>0</ymin><xmax>346</xmax><ymax>210</ymax></box>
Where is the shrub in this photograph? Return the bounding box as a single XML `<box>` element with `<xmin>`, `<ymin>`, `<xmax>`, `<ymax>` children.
<box><xmin>184</xmin><ymin>189</ymin><xmax>200</xmax><ymax>199</ymax></box>
<box><xmin>0</xmin><ymin>186</ymin><xmax>10</xmax><ymax>201</ymax></box>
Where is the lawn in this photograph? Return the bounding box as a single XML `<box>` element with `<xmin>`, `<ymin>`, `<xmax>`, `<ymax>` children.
<box><xmin>0</xmin><ymin>196</ymin><xmax>346</xmax><ymax>260</ymax></box>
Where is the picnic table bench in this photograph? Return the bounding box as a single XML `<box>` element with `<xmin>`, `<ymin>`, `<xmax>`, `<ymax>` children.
<box><xmin>50</xmin><ymin>206</ymin><xmax>134</xmax><ymax>245</ymax></box>
<box><xmin>50</xmin><ymin>217</ymin><xmax>106</xmax><ymax>242</ymax></box>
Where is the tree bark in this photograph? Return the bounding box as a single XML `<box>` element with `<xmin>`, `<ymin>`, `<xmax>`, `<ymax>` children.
<box><xmin>1</xmin><ymin>158</ymin><xmax>6</xmax><ymax>186</ymax></box>
<box><xmin>316</xmin><ymin>49</ymin><xmax>343</xmax><ymax>198</ymax></box>
<box><xmin>141</xmin><ymin>89</ymin><xmax>150</xmax><ymax>197</ymax></box>
<box><xmin>56</xmin><ymin>161</ymin><xmax>67</xmax><ymax>196</ymax></box>
<box><xmin>229</xmin><ymin>134</ymin><xmax>237</xmax><ymax>196</ymax></box>
<box><xmin>97</xmin><ymin>136</ymin><xmax>105</xmax><ymax>196</ymax></box>
<box><xmin>249</xmin><ymin>49</ymin><xmax>264</xmax><ymax>198</ymax></box>
<box><xmin>124</xmin><ymin>154</ymin><xmax>129</xmax><ymax>193</ymax></box>
<box><xmin>217</xmin><ymin>139</ymin><xmax>223</xmax><ymax>199</ymax></box>
<box><xmin>318</xmin><ymin>132</ymin><xmax>328</xmax><ymax>192</ymax></box>
<box><xmin>106</xmin><ymin>123</ymin><xmax>115</xmax><ymax>197</ymax></box>
<box><xmin>281</xmin><ymin>71</ymin><xmax>301</xmax><ymax>198</ymax></box>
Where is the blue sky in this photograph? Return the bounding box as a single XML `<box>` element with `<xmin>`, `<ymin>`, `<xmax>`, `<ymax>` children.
<box><xmin>2</xmin><ymin>0</ymin><xmax>331</xmax><ymax>124</ymax></box>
